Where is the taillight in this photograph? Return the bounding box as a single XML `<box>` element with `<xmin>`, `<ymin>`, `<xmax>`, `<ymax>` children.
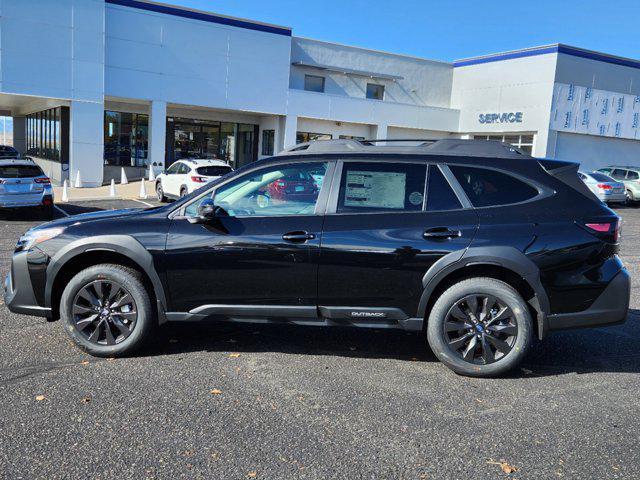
<box><xmin>597</xmin><ymin>183</ymin><xmax>612</xmax><ymax>190</ymax></box>
<box><xmin>583</xmin><ymin>218</ymin><xmax>621</xmax><ymax>242</ymax></box>
<box><xmin>190</xmin><ymin>176</ymin><xmax>207</xmax><ymax>183</ymax></box>
<box><xmin>35</xmin><ymin>177</ymin><xmax>51</xmax><ymax>184</ymax></box>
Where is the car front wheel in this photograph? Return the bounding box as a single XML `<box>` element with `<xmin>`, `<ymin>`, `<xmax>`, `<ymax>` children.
<box><xmin>60</xmin><ymin>264</ymin><xmax>155</xmax><ymax>357</ymax></box>
<box><xmin>156</xmin><ymin>182</ymin><xmax>167</xmax><ymax>202</ymax></box>
<box><xmin>427</xmin><ymin>277</ymin><xmax>533</xmax><ymax>377</ymax></box>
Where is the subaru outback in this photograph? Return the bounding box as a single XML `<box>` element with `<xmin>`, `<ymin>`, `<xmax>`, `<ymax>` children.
<box><xmin>4</xmin><ymin>139</ymin><xmax>630</xmax><ymax>377</ymax></box>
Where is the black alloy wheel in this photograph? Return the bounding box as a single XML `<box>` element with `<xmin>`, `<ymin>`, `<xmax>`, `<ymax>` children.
<box><xmin>443</xmin><ymin>294</ymin><xmax>517</xmax><ymax>365</ymax></box>
<box><xmin>72</xmin><ymin>279</ymin><xmax>137</xmax><ymax>346</ymax></box>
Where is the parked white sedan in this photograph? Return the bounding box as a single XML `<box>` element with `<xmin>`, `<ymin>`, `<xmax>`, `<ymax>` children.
<box><xmin>155</xmin><ymin>159</ymin><xmax>233</xmax><ymax>201</ymax></box>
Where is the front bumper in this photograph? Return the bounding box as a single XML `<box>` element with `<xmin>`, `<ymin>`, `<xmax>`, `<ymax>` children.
<box><xmin>4</xmin><ymin>250</ymin><xmax>51</xmax><ymax>318</ymax></box>
<box><xmin>547</xmin><ymin>269</ymin><xmax>630</xmax><ymax>331</ymax></box>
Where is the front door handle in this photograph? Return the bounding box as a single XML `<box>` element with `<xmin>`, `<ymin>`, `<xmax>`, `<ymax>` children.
<box><xmin>282</xmin><ymin>231</ymin><xmax>316</xmax><ymax>243</ymax></box>
<box><xmin>423</xmin><ymin>227</ymin><xmax>462</xmax><ymax>240</ymax></box>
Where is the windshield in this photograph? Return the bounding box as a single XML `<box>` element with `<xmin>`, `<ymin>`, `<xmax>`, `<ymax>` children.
<box><xmin>196</xmin><ymin>166</ymin><xmax>233</xmax><ymax>177</ymax></box>
<box><xmin>0</xmin><ymin>165</ymin><xmax>44</xmax><ymax>178</ymax></box>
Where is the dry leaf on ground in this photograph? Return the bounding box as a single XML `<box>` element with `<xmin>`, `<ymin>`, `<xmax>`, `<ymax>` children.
<box><xmin>487</xmin><ymin>459</ymin><xmax>518</xmax><ymax>474</ymax></box>
<box><xmin>210</xmin><ymin>389</ymin><xmax>223</xmax><ymax>395</ymax></box>
<box><xmin>35</xmin><ymin>395</ymin><xmax>45</xmax><ymax>401</ymax></box>
<box><xmin>228</xmin><ymin>353</ymin><xmax>241</xmax><ymax>358</ymax></box>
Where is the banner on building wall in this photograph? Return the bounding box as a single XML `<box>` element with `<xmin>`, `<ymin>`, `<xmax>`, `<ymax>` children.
<box><xmin>550</xmin><ymin>83</ymin><xmax>640</xmax><ymax>140</ymax></box>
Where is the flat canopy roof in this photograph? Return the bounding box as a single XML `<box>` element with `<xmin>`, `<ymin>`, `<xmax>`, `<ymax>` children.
<box><xmin>291</xmin><ymin>61</ymin><xmax>404</xmax><ymax>81</ymax></box>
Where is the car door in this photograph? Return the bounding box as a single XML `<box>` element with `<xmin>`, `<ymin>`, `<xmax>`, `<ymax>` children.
<box><xmin>164</xmin><ymin>160</ymin><xmax>334</xmax><ymax>317</ymax></box>
<box><xmin>317</xmin><ymin>161</ymin><xmax>478</xmax><ymax>323</ymax></box>
<box><xmin>162</xmin><ymin>162</ymin><xmax>182</xmax><ymax>197</ymax></box>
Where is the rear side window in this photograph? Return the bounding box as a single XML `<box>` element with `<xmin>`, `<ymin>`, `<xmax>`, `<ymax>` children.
<box><xmin>196</xmin><ymin>166</ymin><xmax>233</xmax><ymax>177</ymax></box>
<box><xmin>0</xmin><ymin>164</ymin><xmax>44</xmax><ymax>178</ymax></box>
<box><xmin>426</xmin><ymin>166</ymin><xmax>462</xmax><ymax>211</ymax></box>
<box><xmin>450</xmin><ymin>165</ymin><xmax>539</xmax><ymax>207</ymax></box>
<box><xmin>627</xmin><ymin>171</ymin><xmax>639</xmax><ymax>180</ymax></box>
<box><xmin>337</xmin><ymin>162</ymin><xmax>427</xmax><ymax>213</ymax></box>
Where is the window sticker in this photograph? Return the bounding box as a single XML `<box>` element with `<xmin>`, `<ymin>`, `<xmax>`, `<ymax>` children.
<box><xmin>409</xmin><ymin>191</ymin><xmax>424</xmax><ymax>206</ymax></box>
<box><xmin>344</xmin><ymin>171</ymin><xmax>406</xmax><ymax>209</ymax></box>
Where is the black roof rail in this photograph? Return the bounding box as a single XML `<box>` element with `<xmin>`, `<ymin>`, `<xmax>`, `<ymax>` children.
<box><xmin>277</xmin><ymin>138</ymin><xmax>531</xmax><ymax>159</ymax></box>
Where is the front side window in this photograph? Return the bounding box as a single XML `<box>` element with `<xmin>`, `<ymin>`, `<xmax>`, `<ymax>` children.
<box><xmin>337</xmin><ymin>162</ymin><xmax>427</xmax><ymax>213</ymax></box>
<box><xmin>304</xmin><ymin>75</ymin><xmax>325</xmax><ymax>93</ymax></box>
<box><xmin>611</xmin><ymin>169</ymin><xmax>627</xmax><ymax>180</ymax></box>
<box><xmin>166</xmin><ymin>163</ymin><xmax>181</xmax><ymax>174</ymax></box>
<box><xmin>450</xmin><ymin>165</ymin><xmax>539</xmax><ymax>207</ymax></box>
<box><xmin>188</xmin><ymin>162</ymin><xmax>327</xmax><ymax>218</ymax></box>
<box><xmin>366</xmin><ymin>83</ymin><xmax>385</xmax><ymax>100</ymax></box>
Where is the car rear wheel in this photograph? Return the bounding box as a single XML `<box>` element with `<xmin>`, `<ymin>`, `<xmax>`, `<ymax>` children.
<box><xmin>60</xmin><ymin>264</ymin><xmax>155</xmax><ymax>357</ymax></box>
<box><xmin>156</xmin><ymin>182</ymin><xmax>167</xmax><ymax>202</ymax></box>
<box><xmin>426</xmin><ymin>277</ymin><xmax>533</xmax><ymax>377</ymax></box>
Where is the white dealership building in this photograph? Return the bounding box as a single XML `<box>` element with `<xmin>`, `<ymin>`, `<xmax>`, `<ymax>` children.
<box><xmin>2</xmin><ymin>0</ymin><xmax>640</xmax><ymax>186</ymax></box>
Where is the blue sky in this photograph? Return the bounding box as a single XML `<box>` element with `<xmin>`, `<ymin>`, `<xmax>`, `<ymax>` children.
<box><xmin>170</xmin><ymin>0</ymin><xmax>640</xmax><ymax>61</ymax></box>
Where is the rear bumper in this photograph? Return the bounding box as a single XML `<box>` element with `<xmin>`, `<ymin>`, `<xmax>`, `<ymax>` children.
<box><xmin>3</xmin><ymin>251</ymin><xmax>51</xmax><ymax>318</ymax></box>
<box><xmin>602</xmin><ymin>193</ymin><xmax>627</xmax><ymax>203</ymax></box>
<box><xmin>0</xmin><ymin>190</ymin><xmax>53</xmax><ymax>208</ymax></box>
<box><xmin>547</xmin><ymin>269</ymin><xmax>630</xmax><ymax>331</ymax></box>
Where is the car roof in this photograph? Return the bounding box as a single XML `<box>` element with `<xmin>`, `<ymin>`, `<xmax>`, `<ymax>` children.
<box><xmin>0</xmin><ymin>159</ymin><xmax>38</xmax><ymax>167</ymax></box>
<box><xmin>277</xmin><ymin>138</ymin><xmax>530</xmax><ymax>159</ymax></box>
<box><xmin>177</xmin><ymin>158</ymin><xmax>231</xmax><ymax>167</ymax></box>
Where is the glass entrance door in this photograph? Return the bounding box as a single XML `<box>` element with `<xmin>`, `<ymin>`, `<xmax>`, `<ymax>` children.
<box><xmin>166</xmin><ymin>118</ymin><xmax>258</xmax><ymax>169</ymax></box>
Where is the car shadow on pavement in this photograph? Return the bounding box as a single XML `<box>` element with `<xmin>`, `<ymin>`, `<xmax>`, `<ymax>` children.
<box><xmin>141</xmin><ymin>309</ymin><xmax>640</xmax><ymax>377</ymax></box>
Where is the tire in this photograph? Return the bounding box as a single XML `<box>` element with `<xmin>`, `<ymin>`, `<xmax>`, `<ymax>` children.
<box><xmin>426</xmin><ymin>277</ymin><xmax>533</xmax><ymax>377</ymax></box>
<box><xmin>156</xmin><ymin>182</ymin><xmax>167</xmax><ymax>202</ymax></box>
<box><xmin>626</xmin><ymin>189</ymin><xmax>635</xmax><ymax>204</ymax></box>
<box><xmin>60</xmin><ymin>264</ymin><xmax>155</xmax><ymax>357</ymax></box>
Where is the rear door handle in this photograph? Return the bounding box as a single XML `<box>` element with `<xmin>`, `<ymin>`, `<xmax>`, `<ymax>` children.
<box><xmin>423</xmin><ymin>227</ymin><xmax>462</xmax><ymax>239</ymax></box>
<box><xmin>282</xmin><ymin>231</ymin><xmax>316</xmax><ymax>243</ymax></box>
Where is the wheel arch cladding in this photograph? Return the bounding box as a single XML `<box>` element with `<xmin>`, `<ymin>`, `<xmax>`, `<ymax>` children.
<box><xmin>418</xmin><ymin>247</ymin><xmax>550</xmax><ymax>339</ymax></box>
<box><xmin>45</xmin><ymin>235</ymin><xmax>167</xmax><ymax>322</ymax></box>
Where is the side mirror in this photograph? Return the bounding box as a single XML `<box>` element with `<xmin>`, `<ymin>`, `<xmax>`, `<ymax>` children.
<box><xmin>187</xmin><ymin>198</ymin><xmax>228</xmax><ymax>224</ymax></box>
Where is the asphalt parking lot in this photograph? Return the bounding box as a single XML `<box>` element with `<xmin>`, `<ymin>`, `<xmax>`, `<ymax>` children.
<box><xmin>1</xmin><ymin>200</ymin><xmax>639</xmax><ymax>479</ymax></box>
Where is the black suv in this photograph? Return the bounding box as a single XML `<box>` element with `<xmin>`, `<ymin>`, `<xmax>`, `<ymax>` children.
<box><xmin>4</xmin><ymin>139</ymin><xmax>630</xmax><ymax>376</ymax></box>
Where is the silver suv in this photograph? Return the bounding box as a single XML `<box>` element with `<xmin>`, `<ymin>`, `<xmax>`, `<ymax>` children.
<box><xmin>0</xmin><ymin>159</ymin><xmax>54</xmax><ymax>218</ymax></box>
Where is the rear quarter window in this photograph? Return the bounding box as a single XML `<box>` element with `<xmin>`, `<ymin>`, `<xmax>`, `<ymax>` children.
<box><xmin>450</xmin><ymin>165</ymin><xmax>539</xmax><ymax>207</ymax></box>
<box><xmin>0</xmin><ymin>164</ymin><xmax>44</xmax><ymax>178</ymax></box>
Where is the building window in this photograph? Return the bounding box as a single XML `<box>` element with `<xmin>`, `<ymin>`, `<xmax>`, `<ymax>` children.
<box><xmin>473</xmin><ymin>133</ymin><xmax>535</xmax><ymax>155</ymax></box>
<box><xmin>26</xmin><ymin>107</ymin><xmax>69</xmax><ymax>164</ymax></box>
<box><xmin>104</xmin><ymin>111</ymin><xmax>149</xmax><ymax>169</ymax></box>
<box><xmin>166</xmin><ymin>117</ymin><xmax>258</xmax><ymax>169</ymax></box>
<box><xmin>366</xmin><ymin>83</ymin><xmax>385</xmax><ymax>100</ymax></box>
<box><xmin>262</xmin><ymin>129</ymin><xmax>275</xmax><ymax>156</ymax></box>
<box><xmin>339</xmin><ymin>135</ymin><xmax>366</xmax><ymax>141</ymax></box>
<box><xmin>304</xmin><ymin>75</ymin><xmax>325</xmax><ymax>93</ymax></box>
<box><xmin>296</xmin><ymin>132</ymin><xmax>332</xmax><ymax>144</ymax></box>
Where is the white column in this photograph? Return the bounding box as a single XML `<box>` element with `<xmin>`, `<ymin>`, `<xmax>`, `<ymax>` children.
<box><xmin>70</xmin><ymin>100</ymin><xmax>104</xmax><ymax>188</ymax></box>
<box><xmin>13</xmin><ymin>116</ymin><xmax>26</xmax><ymax>154</ymax></box>
<box><xmin>374</xmin><ymin>123</ymin><xmax>388</xmax><ymax>145</ymax></box>
<box><xmin>283</xmin><ymin>114</ymin><xmax>298</xmax><ymax>149</ymax></box>
<box><xmin>149</xmin><ymin>101</ymin><xmax>167</xmax><ymax>172</ymax></box>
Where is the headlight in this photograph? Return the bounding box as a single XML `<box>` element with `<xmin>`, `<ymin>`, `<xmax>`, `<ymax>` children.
<box><xmin>16</xmin><ymin>227</ymin><xmax>65</xmax><ymax>252</ymax></box>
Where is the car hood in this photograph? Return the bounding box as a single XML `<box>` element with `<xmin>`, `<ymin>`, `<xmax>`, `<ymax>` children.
<box><xmin>33</xmin><ymin>207</ymin><xmax>150</xmax><ymax>231</ymax></box>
